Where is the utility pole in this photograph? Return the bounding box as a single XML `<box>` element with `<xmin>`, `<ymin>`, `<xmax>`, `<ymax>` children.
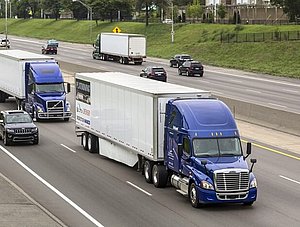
<box><xmin>5</xmin><ymin>0</ymin><xmax>8</xmax><ymax>49</ymax></box>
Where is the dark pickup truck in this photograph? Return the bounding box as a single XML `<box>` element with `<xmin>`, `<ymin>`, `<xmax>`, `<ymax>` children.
<box><xmin>0</xmin><ymin>110</ymin><xmax>39</xmax><ymax>145</ymax></box>
<box><xmin>169</xmin><ymin>54</ymin><xmax>192</xmax><ymax>67</ymax></box>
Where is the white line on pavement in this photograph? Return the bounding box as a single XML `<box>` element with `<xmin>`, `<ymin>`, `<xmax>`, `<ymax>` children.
<box><xmin>246</xmin><ymin>89</ymin><xmax>262</xmax><ymax>94</ymax></box>
<box><xmin>126</xmin><ymin>181</ymin><xmax>152</xmax><ymax>196</ymax></box>
<box><xmin>61</xmin><ymin>144</ymin><xmax>77</xmax><ymax>153</ymax></box>
<box><xmin>267</xmin><ymin>103</ymin><xmax>287</xmax><ymax>109</ymax></box>
<box><xmin>0</xmin><ymin>145</ymin><xmax>104</xmax><ymax>227</ymax></box>
<box><xmin>279</xmin><ymin>175</ymin><xmax>300</xmax><ymax>185</ymax></box>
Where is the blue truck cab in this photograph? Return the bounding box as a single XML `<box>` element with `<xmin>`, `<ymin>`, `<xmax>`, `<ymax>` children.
<box><xmin>164</xmin><ymin>98</ymin><xmax>257</xmax><ymax>207</ymax></box>
<box><xmin>24</xmin><ymin>61</ymin><xmax>72</xmax><ymax>121</ymax></box>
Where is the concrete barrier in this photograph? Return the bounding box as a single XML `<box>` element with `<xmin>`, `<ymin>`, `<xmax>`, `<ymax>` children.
<box><xmin>214</xmin><ymin>95</ymin><xmax>300</xmax><ymax>137</ymax></box>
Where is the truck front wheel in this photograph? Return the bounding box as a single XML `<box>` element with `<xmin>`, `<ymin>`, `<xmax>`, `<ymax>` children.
<box><xmin>189</xmin><ymin>183</ymin><xmax>200</xmax><ymax>208</ymax></box>
<box><xmin>144</xmin><ymin>160</ymin><xmax>153</xmax><ymax>183</ymax></box>
<box><xmin>152</xmin><ymin>164</ymin><xmax>168</xmax><ymax>188</ymax></box>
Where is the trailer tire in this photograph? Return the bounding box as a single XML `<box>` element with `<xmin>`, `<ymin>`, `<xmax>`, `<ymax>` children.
<box><xmin>144</xmin><ymin>160</ymin><xmax>153</xmax><ymax>183</ymax></box>
<box><xmin>82</xmin><ymin>132</ymin><xmax>88</xmax><ymax>151</ymax></box>
<box><xmin>152</xmin><ymin>164</ymin><xmax>168</xmax><ymax>188</ymax></box>
<box><xmin>87</xmin><ymin>134</ymin><xmax>98</xmax><ymax>153</ymax></box>
<box><xmin>124</xmin><ymin>58</ymin><xmax>129</xmax><ymax>65</ymax></box>
<box><xmin>189</xmin><ymin>183</ymin><xmax>200</xmax><ymax>208</ymax></box>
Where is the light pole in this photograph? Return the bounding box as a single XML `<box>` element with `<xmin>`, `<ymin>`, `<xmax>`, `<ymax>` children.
<box><xmin>72</xmin><ymin>0</ymin><xmax>92</xmax><ymax>20</ymax></box>
<box><xmin>171</xmin><ymin>1</ymin><xmax>174</xmax><ymax>43</ymax></box>
<box><xmin>5</xmin><ymin>0</ymin><xmax>8</xmax><ymax>49</ymax></box>
<box><xmin>72</xmin><ymin>0</ymin><xmax>93</xmax><ymax>41</ymax></box>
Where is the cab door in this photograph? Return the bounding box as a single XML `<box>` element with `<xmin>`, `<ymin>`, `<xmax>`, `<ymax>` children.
<box><xmin>165</xmin><ymin>104</ymin><xmax>183</xmax><ymax>172</ymax></box>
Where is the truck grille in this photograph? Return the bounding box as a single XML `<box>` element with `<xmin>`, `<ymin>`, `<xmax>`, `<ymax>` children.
<box><xmin>214</xmin><ymin>169</ymin><xmax>249</xmax><ymax>192</ymax></box>
<box><xmin>47</xmin><ymin>101</ymin><xmax>64</xmax><ymax>112</ymax></box>
<box><xmin>15</xmin><ymin>128</ymin><xmax>32</xmax><ymax>134</ymax></box>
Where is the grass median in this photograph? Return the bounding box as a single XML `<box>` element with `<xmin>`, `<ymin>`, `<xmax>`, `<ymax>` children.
<box><xmin>1</xmin><ymin>19</ymin><xmax>299</xmax><ymax>78</ymax></box>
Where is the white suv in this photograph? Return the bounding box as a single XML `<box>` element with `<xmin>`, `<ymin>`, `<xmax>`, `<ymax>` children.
<box><xmin>0</xmin><ymin>38</ymin><xmax>10</xmax><ymax>48</ymax></box>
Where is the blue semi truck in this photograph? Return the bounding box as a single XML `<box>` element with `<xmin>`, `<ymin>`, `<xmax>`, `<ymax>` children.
<box><xmin>0</xmin><ymin>50</ymin><xmax>71</xmax><ymax>121</ymax></box>
<box><xmin>75</xmin><ymin>72</ymin><xmax>257</xmax><ymax>207</ymax></box>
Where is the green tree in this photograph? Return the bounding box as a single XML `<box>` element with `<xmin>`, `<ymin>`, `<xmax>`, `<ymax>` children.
<box><xmin>41</xmin><ymin>0</ymin><xmax>61</xmax><ymax>20</ymax></box>
<box><xmin>217</xmin><ymin>3</ymin><xmax>227</xmax><ymax>20</ymax></box>
<box><xmin>187</xmin><ymin>0</ymin><xmax>202</xmax><ymax>22</ymax></box>
<box><xmin>271</xmin><ymin>0</ymin><xmax>300</xmax><ymax>21</ymax></box>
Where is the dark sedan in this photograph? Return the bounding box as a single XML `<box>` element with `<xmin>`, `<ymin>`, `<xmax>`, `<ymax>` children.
<box><xmin>140</xmin><ymin>66</ymin><xmax>167</xmax><ymax>82</ymax></box>
<box><xmin>42</xmin><ymin>43</ymin><xmax>57</xmax><ymax>55</ymax></box>
<box><xmin>170</xmin><ymin>54</ymin><xmax>192</xmax><ymax>67</ymax></box>
<box><xmin>178</xmin><ymin>61</ymin><xmax>204</xmax><ymax>77</ymax></box>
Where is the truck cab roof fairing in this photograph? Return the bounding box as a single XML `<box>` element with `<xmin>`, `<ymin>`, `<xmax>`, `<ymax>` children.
<box><xmin>30</xmin><ymin>62</ymin><xmax>63</xmax><ymax>83</ymax></box>
<box><xmin>173</xmin><ymin>99</ymin><xmax>239</xmax><ymax>137</ymax></box>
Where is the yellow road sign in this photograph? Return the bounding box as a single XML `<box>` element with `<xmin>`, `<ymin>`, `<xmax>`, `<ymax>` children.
<box><xmin>113</xmin><ymin>27</ymin><xmax>121</xmax><ymax>33</ymax></box>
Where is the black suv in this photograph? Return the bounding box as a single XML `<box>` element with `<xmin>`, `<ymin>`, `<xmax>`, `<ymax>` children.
<box><xmin>170</xmin><ymin>54</ymin><xmax>192</xmax><ymax>67</ymax></box>
<box><xmin>140</xmin><ymin>66</ymin><xmax>167</xmax><ymax>82</ymax></box>
<box><xmin>178</xmin><ymin>61</ymin><xmax>204</xmax><ymax>77</ymax></box>
<box><xmin>0</xmin><ymin>110</ymin><xmax>39</xmax><ymax>145</ymax></box>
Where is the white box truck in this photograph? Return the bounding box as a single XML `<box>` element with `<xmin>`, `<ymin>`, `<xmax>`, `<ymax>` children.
<box><xmin>75</xmin><ymin>72</ymin><xmax>258</xmax><ymax>208</ymax></box>
<box><xmin>92</xmin><ymin>33</ymin><xmax>146</xmax><ymax>65</ymax></box>
<box><xmin>0</xmin><ymin>50</ymin><xmax>72</xmax><ymax>121</ymax></box>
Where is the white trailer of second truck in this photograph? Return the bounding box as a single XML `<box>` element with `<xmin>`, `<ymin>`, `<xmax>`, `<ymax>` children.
<box><xmin>93</xmin><ymin>33</ymin><xmax>146</xmax><ymax>65</ymax></box>
<box><xmin>0</xmin><ymin>50</ymin><xmax>55</xmax><ymax>101</ymax></box>
<box><xmin>75</xmin><ymin>72</ymin><xmax>210</xmax><ymax>167</ymax></box>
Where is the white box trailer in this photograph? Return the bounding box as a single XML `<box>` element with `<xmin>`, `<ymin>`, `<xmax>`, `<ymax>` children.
<box><xmin>0</xmin><ymin>50</ymin><xmax>55</xmax><ymax>99</ymax></box>
<box><xmin>75</xmin><ymin>72</ymin><xmax>210</xmax><ymax>167</ymax></box>
<box><xmin>93</xmin><ymin>33</ymin><xmax>146</xmax><ymax>65</ymax></box>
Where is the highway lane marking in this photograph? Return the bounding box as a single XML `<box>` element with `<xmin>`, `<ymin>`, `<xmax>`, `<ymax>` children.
<box><xmin>61</xmin><ymin>144</ymin><xmax>77</xmax><ymax>153</ymax></box>
<box><xmin>279</xmin><ymin>175</ymin><xmax>300</xmax><ymax>185</ymax></box>
<box><xmin>267</xmin><ymin>103</ymin><xmax>287</xmax><ymax>109</ymax></box>
<box><xmin>0</xmin><ymin>145</ymin><xmax>104</xmax><ymax>227</ymax></box>
<box><xmin>241</xmin><ymin>139</ymin><xmax>300</xmax><ymax>161</ymax></box>
<box><xmin>245</xmin><ymin>88</ymin><xmax>261</xmax><ymax>94</ymax></box>
<box><xmin>282</xmin><ymin>89</ymin><xmax>299</xmax><ymax>93</ymax></box>
<box><xmin>126</xmin><ymin>181</ymin><xmax>152</xmax><ymax>196</ymax></box>
<box><xmin>229</xmin><ymin>79</ymin><xmax>242</xmax><ymax>83</ymax></box>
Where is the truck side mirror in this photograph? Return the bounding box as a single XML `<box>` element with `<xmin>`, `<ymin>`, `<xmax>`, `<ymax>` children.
<box><xmin>244</xmin><ymin>142</ymin><xmax>252</xmax><ymax>160</ymax></box>
<box><xmin>250</xmin><ymin>158</ymin><xmax>257</xmax><ymax>172</ymax></box>
<box><xmin>66</xmin><ymin>83</ymin><xmax>71</xmax><ymax>93</ymax></box>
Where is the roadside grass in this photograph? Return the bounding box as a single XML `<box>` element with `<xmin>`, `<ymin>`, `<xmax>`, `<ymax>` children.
<box><xmin>0</xmin><ymin>19</ymin><xmax>299</xmax><ymax>78</ymax></box>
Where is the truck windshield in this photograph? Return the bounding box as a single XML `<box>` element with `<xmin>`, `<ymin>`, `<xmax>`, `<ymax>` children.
<box><xmin>36</xmin><ymin>83</ymin><xmax>64</xmax><ymax>93</ymax></box>
<box><xmin>193</xmin><ymin>138</ymin><xmax>242</xmax><ymax>157</ymax></box>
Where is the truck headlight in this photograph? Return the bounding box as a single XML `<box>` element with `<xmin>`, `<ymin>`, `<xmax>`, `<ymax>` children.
<box><xmin>37</xmin><ymin>106</ymin><xmax>43</xmax><ymax>112</ymax></box>
<box><xmin>200</xmin><ymin>180</ymin><xmax>214</xmax><ymax>190</ymax></box>
<box><xmin>6</xmin><ymin>129</ymin><xmax>14</xmax><ymax>133</ymax></box>
<box><xmin>250</xmin><ymin>178</ymin><xmax>257</xmax><ymax>188</ymax></box>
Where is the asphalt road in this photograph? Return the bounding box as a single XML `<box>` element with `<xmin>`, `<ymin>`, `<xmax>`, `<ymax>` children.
<box><xmin>8</xmin><ymin>35</ymin><xmax>300</xmax><ymax>114</ymax></box>
<box><xmin>0</xmin><ymin>96</ymin><xmax>299</xmax><ymax>227</ymax></box>
<box><xmin>0</xmin><ymin>36</ymin><xmax>299</xmax><ymax>227</ymax></box>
